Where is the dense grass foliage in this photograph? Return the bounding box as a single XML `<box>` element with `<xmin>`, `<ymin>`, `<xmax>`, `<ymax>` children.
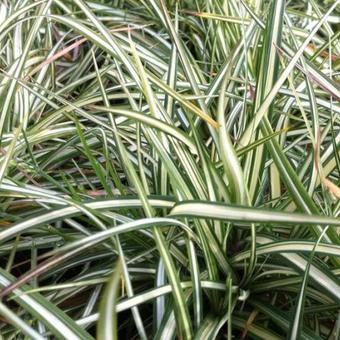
<box><xmin>0</xmin><ymin>0</ymin><xmax>339</xmax><ymax>338</ymax></box>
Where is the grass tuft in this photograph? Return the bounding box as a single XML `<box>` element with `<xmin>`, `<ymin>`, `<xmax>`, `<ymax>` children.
<box><xmin>0</xmin><ymin>0</ymin><xmax>339</xmax><ymax>339</ymax></box>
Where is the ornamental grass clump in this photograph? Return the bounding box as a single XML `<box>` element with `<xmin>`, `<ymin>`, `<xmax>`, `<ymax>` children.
<box><xmin>0</xmin><ymin>0</ymin><xmax>339</xmax><ymax>339</ymax></box>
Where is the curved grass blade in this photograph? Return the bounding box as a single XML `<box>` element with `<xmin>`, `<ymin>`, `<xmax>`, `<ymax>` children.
<box><xmin>97</xmin><ymin>260</ymin><xmax>122</xmax><ymax>340</ymax></box>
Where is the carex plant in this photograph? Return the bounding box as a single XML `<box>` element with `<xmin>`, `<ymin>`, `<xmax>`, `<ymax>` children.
<box><xmin>0</xmin><ymin>0</ymin><xmax>339</xmax><ymax>339</ymax></box>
